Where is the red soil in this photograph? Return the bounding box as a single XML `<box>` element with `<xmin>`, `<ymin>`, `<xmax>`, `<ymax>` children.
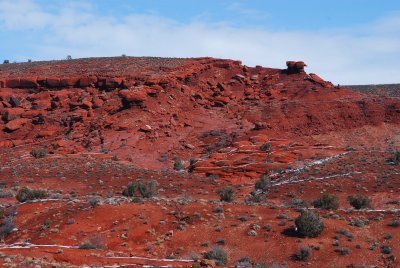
<box><xmin>0</xmin><ymin>57</ymin><xmax>399</xmax><ymax>267</ymax></box>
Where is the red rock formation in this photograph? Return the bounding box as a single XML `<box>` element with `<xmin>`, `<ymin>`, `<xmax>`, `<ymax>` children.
<box><xmin>286</xmin><ymin>60</ymin><xmax>307</xmax><ymax>73</ymax></box>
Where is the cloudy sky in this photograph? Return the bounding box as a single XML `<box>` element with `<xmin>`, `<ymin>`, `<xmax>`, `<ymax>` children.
<box><xmin>0</xmin><ymin>0</ymin><xmax>399</xmax><ymax>84</ymax></box>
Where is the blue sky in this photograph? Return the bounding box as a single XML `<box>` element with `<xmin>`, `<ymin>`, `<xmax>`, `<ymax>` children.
<box><xmin>0</xmin><ymin>0</ymin><xmax>400</xmax><ymax>84</ymax></box>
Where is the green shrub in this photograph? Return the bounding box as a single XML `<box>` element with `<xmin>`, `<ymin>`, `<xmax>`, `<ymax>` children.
<box><xmin>391</xmin><ymin>151</ymin><xmax>400</xmax><ymax>164</ymax></box>
<box><xmin>78</xmin><ymin>242</ymin><xmax>98</xmax><ymax>249</ymax></box>
<box><xmin>255</xmin><ymin>175</ymin><xmax>272</xmax><ymax>191</ymax></box>
<box><xmin>295</xmin><ymin>210</ymin><xmax>324</xmax><ymax>237</ymax></box>
<box><xmin>0</xmin><ymin>216</ymin><xmax>15</xmax><ymax>238</ymax></box>
<box><xmin>381</xmin><ymin>245</ymin><xmax>392</xmax><ymax>254</ymax></box>
<box><xmin>137</xmin><ymin>180</ymin><xmax>157</xmax><ymax>198</ymax></box>
<box><xmin>173</xmin><ymin>158</ymin><xmax>184</xmax><ymax>171</ymax></box>
<box><xmin>122</xmin><ymin>181</ymin><xmax>157</xmax><ymax>198</ymax></box>
<box><xmin>292</xmin><ymin>246</ymin><xmax>311</xmax><ymax>261</ymax></box>
<box><xmin>260</xmin><ymin>143</ymin><xmax>271</xmax><ymax>152</ymax></box>
<box><xmin>348</xmin><ymin>194</ymin><xmax>371</xmax><ymax>209</ymax></box>
<box><xmin>88</xmin><ymin>196</ymin><xmax>100</xmax><ymax>208</ymax></box>
<box><xmin>30</xmin><ymin>148</ymin><xmax>47</xmax><ymax>159</ymax></box>
<box><xmin>388</xmin><ymin>219</ymin><xmax>399</xmax><ymax>227</ymax></box>
<box><xmin>205</xmin><ymin>247</ymin><xmax>228</xmax><ymax>266</ymax></box>
<box><xmin>78</xmin><ymin>235</ymin><xmax>104</xmax><ymax>250</ymax></box>
<box><xmin>217</xmin><ymin>186</ymin><xmax>234</xmax><ymax>202</ymax></box>
<box><xmin>122</xmin><ymin>182</ymin><xmax>136</xmax><ymax>197</ymax></box>
<box><xmin>16</xmin><ymin>187</ymin><xmax>48</xmax><ymax>203</ymax></box>
<box><xmin>313</xmin><ymin>193</ymin><xmax>339</xmax><ymax>210</ymax></box>
<box><xmin>335</xmin><ymin>247</ymin><xmax>350</xmax><ymax>255</ymax></box>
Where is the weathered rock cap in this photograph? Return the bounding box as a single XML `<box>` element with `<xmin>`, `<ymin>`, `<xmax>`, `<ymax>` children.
<box><xmin>286</xmin><ymin>61</ymin><xmax>307</xmax><ymax>73</ymax></box>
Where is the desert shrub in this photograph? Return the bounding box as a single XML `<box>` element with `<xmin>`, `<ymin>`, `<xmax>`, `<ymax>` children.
<box><xmin>30</xmin><ymin>148</ymin><xmax>47</xmax><ymax>159</ymax></box>
<box><xmin>16</xmin><ymin>188</ymin><xmax>30</xmax><ymax>202</ymax></box>
<box><xmin>238</xmin><ymin>216</ymin><xmax>248</xmax><ymax>222</ymax></box>
<box><xmin>255</xmin><ymin>175</ymin><xmax>272</xmax><ymax>191</ymax></box>
<box><xmin>217</xmin><ymin>186</ymin><xmax>234</xmax><ymax>202</ymax></box>
<box><xmin>214</xmin><ymin>207</ymin><xmax>224</xmax><ymax>213</ymax></box>
<box><xmin>292</xmin><ymin>246</ymin><xmax>311</xmax><ymax>261</ymax></box>
<box><xmin>246</xmin><ymin>193</ymin><xmax>266</xmax><ymax>204</ymax></box>
<box><xmin>383</xmin><ymin>233</ymin><xmax>392</xmax><ymax>240</ymax></box>
<box><xmin>235</xmin><ymin>257</ymin><xmax>251</xmax><ymax>267</ymax></box>
<box><xmin>288</xmin><ymin>197</ymin><xmax>309</xmax><ymax>209</ymax></box>
<box><xmin>0</xmin><ymin>191</ymin><xmax>13</xmax><ymax>198</ymax></box>
<box><xmin>88</xmin><ymin>196</ymin><xmax>100</xmax><ymax>208</ymax></box>
<box><xmin>348</xmin><ymin>194</ymin><xmax>371</xmax><ymax>209</ymax></box>
<box><xmin>335</xmin><ymin>247</ymin><xmax>350</xmax><ymax>255</ymax></box>
<box><xmin>79</xmin><ymin>235</ymin><xmax>104</xmax><ymax>249</ymax></box>
<box><xmin>205</xmin><ymin>247</ymin><xmax>228</xmax><ymax>266</ymax></box>
<box><xmin>0</xmin><ymin>216</ymin><xmax>15</xmax><ymax>238</ymax></box>
<box><xmin>262</xmin><ymin>224</ymin><xmax>271</xmax><ymax>231</ymax></box>
<box><xmin>338</xmin><ymin>228</ymin><xmax>353</xmax><ymax>240</ymax></box>
<box><xmin>381</xmin><ymin>245</ymin><xmax>392</xmax><ymax>254</ymax></box>
<box><xmin>3</xmin><ymin>60</ymin><xmax>9</xmax><ymax>64</ymax></box>
<box><xmin>391</xmin><ymin>151</ymin><xmax>400</xmax><ymax>164</ymax></box>
<box><xmin>173</xmin><ymin>158</ymin><xmax>184</xmax><ymax>171</ymax></box>
<box><xmin>313</xmin><ymin>193</ymin><xmax>339</xmax><ymax>210</ymax></box>
<box><xmin>137</xmin><ymin>180</ymin><xmax>157</xmax><ymax>198</ymax></box>
<box><xmin>295</xmin><ymin>210</ymin><xmax>324</xmax><ymax>237</ymax></box>
<box><xmin>16</xmin><ymin>187</ymin><xmax>48</xmax><ymax>203</ymax></box>
<box><xmin>349</xmin><ymin>217</ymin><xmax>369</xmax><ymax>227</ymax></box>
<box><xmin>260</xmin><ymin>143</ymin><xmax>271</xmax><ymax>152</ymax></box>
<box><xmin>387</xmin><ymin>219</ymin><xmax>399</xmax><ymax>227</ymax></box>
<box><xmin>122</xmin><ymin>182</ymin><xmax>136</xmax><ymax>197</ymax></box>
<box><xmin>32</xmin><ymin>189</ymin><xmax>48</xmax><ymax>199</ymax></box>
<box><xmin>122</xmin><ymin>180</ymin><xmax>157</xmax><ymax>198</ymax></box>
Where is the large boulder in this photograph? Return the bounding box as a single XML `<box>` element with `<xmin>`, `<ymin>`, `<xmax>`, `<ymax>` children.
<box><xmin>5</xmin><ymin>79</ymin><xmax>21</xmax><ymax>88</ymax></box>
<box><xmin>60</xmin><ymin>77</ymin><xmax>80</xmax><ymax>87</ymax></box>
<box><xmin>20</xmin><ymin>78</ymin><xmax>39</xmax><ymax>88</ymax></box>
<box><xmin>97</xmin><ymin>77</ymin><xmax>124</xmax><ymax>89</ymax></box>
<box><xmin>4</xmin><ymin>118</ymin><xmax>30</xmax><ymax>131</ymax></box>
<box><xmin>119</xmin><ymin>88</ymin><xmax>147</xmax><ymax>103</ymax></box>
<box><xmin>46</xmin><ymin>78</ymin><xmax>61</xmax><ymax>88</ymax></box>
<box><xmin>78</xmin><ymin>77</ymin><xmax>97</xmax><ymax>87</ymax></box>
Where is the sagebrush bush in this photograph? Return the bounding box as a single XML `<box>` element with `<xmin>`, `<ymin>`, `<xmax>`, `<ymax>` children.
<box><xmin>255</xmin><ymin>175</ymin><xmax>272</xmax><ymax>191</ymax></box>
<box><xmin>313</xmin><ymin>193</ymin><xmax>339</xmax><ymax>210</ymax></box>
<box><xmin>292</xmin><ymin>246</ymin><xmax>311</xmax><ymax>261</ymax></box>
<box><xmin>205</xmin><ymin>247</ymin><xmax>228</xmax><ymax>266</ymax></box>
<box><xmin>260</xmin><ymin>143</ymin><xmax>271</xmax><ymax>152</ymax></box>
<box><xmin>79</xmin><ymin>235</ymin><xmax>104</xmax><ymax>250</ymax></box>
<box><xmin>30</xmin><ymin>148</ymin><xmax>47</xmax><ymax>159</ymax></box>
<box><xmin>217</xmin><ymin>186</ymin><xmax>234</xmax><ymax>202</ymax></box>
<box><xmin>121</xmin><ymin>180</ymin><xmax>157</xmax><ymax>198</ymax></box>
<box><xmin>0</xmin><ymin>216</ymin><xmax>15</xmax><ymax>238</ymax></box>
<box><xmin>334</xmin><ymin>247</ymin><xmax>350</xmax><ymax>255</ymax></box>
<box><xmin>137</xmin><ymin>180</ymin><xmax>157</xmax><ymax>198</ymax></box>
<box><xmin>391</xmin><ymin>151</ymin><xmax>400</xmax><ymax>164</ymax></box>
<box><xmin>88</xmin><ymin>196</ymin><xmax>100</xmax><ymax>208</ymax></box>
<box><xmin>16</xmin><ymin>187</ymin><xmax>48</xmax><ymax>203</ymax></box>
<box><xmin>348</xmin><ymin>194</ymin><xmax>371</xmax><ymax>209</ymax></box>
<box><xmin>295</xmin><ymin>210</ymin><xmax>324</xmax><ymax>237</ymax></box>
<box><xmin>173</xmin><ymin>158</ymin><xmax>184</xmax><ymax>171</ymax></box>
<box><xmin>388</xmin><ymin>219</ymin><xmax>399</xmax><ymax>227</ymax></box>
<box><xmin>122</xmin><ymin>182</ymin><xmax>136</xmax><ymax>197</ymax></box>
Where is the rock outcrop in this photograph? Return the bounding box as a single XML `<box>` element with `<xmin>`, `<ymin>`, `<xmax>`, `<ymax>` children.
<box><xmin>0</xmin><ymin>57</ymin><xmax>399</xmax><ymax>170</ymax></box>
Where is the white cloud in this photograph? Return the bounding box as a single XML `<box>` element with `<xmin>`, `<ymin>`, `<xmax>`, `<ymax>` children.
<box><xmin>0</xmin><ymin>0</ymin><xmax>399</xmax><ymax>84</ymax></box>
